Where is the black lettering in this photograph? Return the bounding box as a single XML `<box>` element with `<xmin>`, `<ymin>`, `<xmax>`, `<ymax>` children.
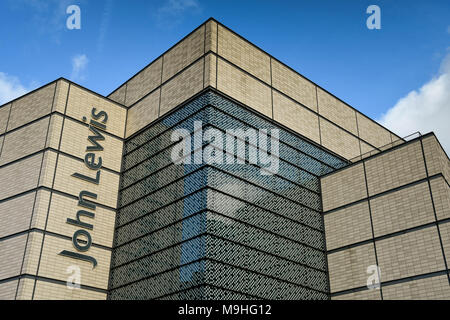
<box><xmin>91</xmin><ymin>108</ymin><xmax>108</xmax><ymax>124</ymax></box>
<box><xmin>72</xmin><ymin>170</ymin><xmax>101</xmax><ymax>185</ymax></box>
<box><xmin>78</xmin><ymin>190</ymin><xmax>97</xmax><ymax>210</ymax></box>
<box><xmin>84</xmin><ymin>153</ymin><xmax>102</xmax><ymax>170</ymax></box>
<box><xmin>66</xmin><ymin>210</ymin><xmax>95</xmax><ymax>230</ymax></box>
<box><xmin>59</xmin><ymin>250</ymin><xmax>97</xmax><ymax>268</ymax></box>
<box><xmin>87</xmin><ymin>125</ymin><xmax>105</xmax><ymax>151</ymax></box>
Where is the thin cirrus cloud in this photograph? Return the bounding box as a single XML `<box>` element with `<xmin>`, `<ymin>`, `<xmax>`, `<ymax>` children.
<box><xmin>0</xmin><ymin>72</ymin><xmax>30</xmax><ymax>105</ymax></box>
<box><xmin>70</xmin><ymin>54</ymin><xmax>89</xmax><ymax>82</ymax></box>
<box><xmin>154</xmin><ymin>0</ymin><xmax>201</xmax><ymax>28</ymax></box>
<box><xmin>378</xmin><ymin>52</ymin><xmax>450</xmax><ymax>154</ymax></box>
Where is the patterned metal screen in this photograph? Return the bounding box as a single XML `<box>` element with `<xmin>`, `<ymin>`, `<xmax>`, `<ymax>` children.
<box><xmin>108</xmin><ymin>91</ymin><xmax>348</xmax><ymax>300</ymax></box>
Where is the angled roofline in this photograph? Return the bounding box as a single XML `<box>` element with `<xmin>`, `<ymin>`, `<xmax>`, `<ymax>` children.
<box><xmin>320</xmin><ymin>131</ymin><xmax>449</xmax><ymax>179</ymax></box>
<box><xmin>0</xmin><ymin>77</ymin><xmax>127</xmax><ymax>111</ymax></box>
<box><xmin>107</xmin><ymin>17</ymin><xmax>401</xmax><ymax>142</ymax></box>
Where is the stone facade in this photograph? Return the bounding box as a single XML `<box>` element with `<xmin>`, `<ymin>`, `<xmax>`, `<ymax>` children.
<box><xmin>0</xmin><ymin>18</ymin><xmax>448</xmax><ymax>300</ymax></box>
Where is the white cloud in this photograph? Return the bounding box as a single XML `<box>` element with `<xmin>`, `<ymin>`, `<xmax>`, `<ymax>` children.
<box><xmin>70</xmin><ymin>54</ymin><xmax>89</xmax><ymax>82</ymax></box>
<box><xmin>378</xmin><ymin>53</ymin><xmax>450</xmax><ymax>153</ymax></box>
<box><xmin>155</xmin><ymin>0</ymin><xmax>201</xmax><ymax>28</ymax></box>
<box><xmin>0</xmin><ymin>72</ymin><xmax>29</xmax><ymax>105</ymax></box>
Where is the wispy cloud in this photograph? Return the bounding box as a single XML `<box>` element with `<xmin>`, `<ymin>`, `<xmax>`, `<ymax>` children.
<box><xmin>154</xmin><ymin>0</ymin><xmax>201</xmax><ymax>28</ymax></box>
<box><xmin>378</xmin><ymin>51</ymin><xmax>450</xmax><ymax>153</ymax></box>
<box><xmin>10</xmin><ymin>0</ymin><xmax>74</xmax><ymax>44</ymax></box>
<box><xmin>97</xmin><ymin>0</ymin><xmax>113</xmax><ymax>53</ymax></box>
<box><xmin>70</xmin><ymin>54</ymin><xmax>89</xmax><ymax>82</ymax></box>
<box><xmin>0</xmin><ymin>72</ymin><xmax>30</xmax><ymax>105</ymax></box>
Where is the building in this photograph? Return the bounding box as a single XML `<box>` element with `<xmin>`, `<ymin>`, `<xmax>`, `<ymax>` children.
<box><xmin>0</xmin><ymin>18</ymin><xmax>449</xmax><ymax>300</ymax></box>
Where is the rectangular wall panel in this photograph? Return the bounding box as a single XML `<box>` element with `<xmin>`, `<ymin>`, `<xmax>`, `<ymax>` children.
<box><xmin>273</xmin><ymin>91</ymin><xmax>320</xmax><ymax>144</ymax></box>
<box><xmin>217</xmin><ymin>58</ymin><xmax>272</xmax><ymax>118</ymax></box>
<box><xmin>364</xmin><ymin>141</ymin><xmax>426</xmax><ymax>196</ymax></box>
<box><xmin>327</xmin><ymin>243</ymin><xmax>377</xmax><ymax>293</ymax></box>
<box><xmin>7</xmin><ymin>83</ymin><xmax>55</xmax><ymax>131</ymax></box>
<box><xmin>218</xmin><ymin>25</ymin><xmax>271</xmax><ymax>84</ymax></box>
<box><xmin>319</xmin><ymin>118</ymin><xmax>360</xmax><ymax>160</ymax></box>
<box><xmin>126</xmin><ymin>89</ymin><xmax>160</xmax><ymax>137</ymax></box>
<box><xmin>324</xmin><ymin>201</ymin><xmax>372</xmax><ymax>250</ymax></box>
<box><xmin>125</xmin><ymin>58</ymin><xmax>162</xmax><ymax>107</ymax></box>
<box><xmin>370</xmin><ymin>182</ymin><xmax>435</xmax><ymax>237</ymax></box>
<box><xmin>317</xmin><ymin>87</ymin><xmax>358</xmax><ymax>135</ymax></box>
<box><xmin>375</xmin><ymin>226</ymin><xmax>445</xmax><ymax>282</ymax></box>
<box><xmin>321</xmin><ymin>163</ymin><xmax>367</xmax><ymax>211</ymax></box>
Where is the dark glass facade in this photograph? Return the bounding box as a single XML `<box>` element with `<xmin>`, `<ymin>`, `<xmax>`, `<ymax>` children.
<box><xmin>108</xmin><ymin>91</ymin><xmax>348</xmax><ymax>300</ymax></box>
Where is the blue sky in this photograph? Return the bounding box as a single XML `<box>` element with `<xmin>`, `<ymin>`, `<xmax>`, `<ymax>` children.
<box><xmin>0</xmin><ymin>0</ymin><xmax>449</xmax><ymax>150</ymax></box>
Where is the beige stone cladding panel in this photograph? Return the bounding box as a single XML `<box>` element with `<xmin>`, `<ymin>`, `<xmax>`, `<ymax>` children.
<box><xmin>0</xmin><ymin>117</ymin><xmax>50</xmax><ymax>166</ymax></box>
<box><xmin>45</xmin><ymin>114</ymin><xmax>64</xmax><ymax>150</ymax></box>
<box><xmin>45</xmin><ymin>193</ymin><xmax>115</xmax><ymax>248</ymax></box>
<box><xmin>38</xmin><ymin>151</ymin><xmax>58</xmax><ymax>188</ymax></box>
<box><xmin>376</xmin><ymin>226</ymin><xmax>445</xmax><ymax>282</ymax></box>
<box><xmin>33</xmin><ymin>280</ymin><xmax>106</xmax><ymax>300</ymax></box>
<box><xmin>59</xmin><ymin>118</ymin><xmax>123</xmax><ymax>172</ymax></box>
<box><xmin>108</xmin><ymin>84</ymin><xmax>126</xmax><ymax>105</ymax></box>
<box><xmin>271</xmin><ymin>59</ymin><xmax>317</xmax><ymax>112</ymax></box>
<box><xmin>356</xmin><ymin>113</ymin><xmax>391</xmax><ymax>149</ymax></box>
<box><xmin>360</xmin><ymin>140</ymin><xmax>378</xmax><ymax>158</ymax></box>
<box><xmin>273</xmin><ymin>91</ymin><xmax>320</xmax><ymax>144</ymax></box>
<box><xmin>218</xmin><ymin>25</ymin><xmax>271</xmax><ymax>84</ymax></box>
<box><xmin>321</xmin><ymin>163</ymin><xmax>367</xmax><ymax>211</ymax></box>
<box><xmin>317</xmin><ymin>88</ymin><xmax>358</xmax><ymax>135</ymax></box>
<box><xmin>205</xmin><ymin>20</ymin><xmax>217</xmax><ymax>53</ymax></box>
<box><xmin>0</xmin><ymin>136</ymin><xmax>3</xmax><ymax>155</ymax></box>
<box><xmin>217</xmin><ymin>58</ymin><xmax>272</xmax><ymax>118</ymax></box>
<box><xmin>383</xmin><ymin>275</ymin><xmax>450</xmax><ymax>300</ymax></box>
<box><xmin>0</xmin><ymin>104</ymin><xmax>11</xmax><ymax>134</ymax></box>
<box><xmin>126</xmin><ymin>57</ymin><xmax>162</xmax><ymax>106</ymax></box>
<box><xmin>0</xmin><ymin>192</ymin><xmax>35</xmax><ymax>238</ymax></box>
<box><xmin>440</xmin><ymin>222</ymin><xmax>450</xmax><ymax>267</ymax></box>
<box><xmin>52</xmin><ymin>80</ymin><xmax>70</xmax><ymax>113</ymax></box>
<box><xmin>36</xmin><ymin>234</ymin><xmax>111</xmax><ymax>290</ymax></box>
<box><xmin>52</xmin><ymin>154</ymin><xmax>120</xmax><ymax>209</ymax></box>
<box><xmin>430</xmin><ymin>177</ymin><xmax>450</xmax><ymax>220</ymax></box>
<box><xmin>162</xmin><ymin>27</ymin><xmax>204</xmax><ymax>83</ymax></box>
<box><xmin>391</xmin><ymin>134</ymin><xmax>405</xmax><ymax>148</ymax></box>
<box><xmin>328</xmin><ymin>243</ymin><xmax>377</xmax><ymax>293</ymax></box>
<box><xmin>422</xmin><ymin>134</ymin><xmax>450</xmax><ymax>183</ymax></box>
<box><xmin>319</xmin><ymin>118</ymin><xmax>360</xmax><ymax>160</ymax></box>
<box><xmin>126</xmin><ymin>89</ymin><xmax>160</xmax><ymax>137</ymax></box>
<box><xmin>160</xmin><ymin>59</ymin><xmax>204</xmax><ymax>116</ymax></box>
<box><xmin>370</xmin><ymin>182</ymin><xmax>435</xmax><ymax>237</ymax></box>
<box><xmin>21</xmin><ymin>232</ymin><xmax>44</xmax><ymax>276</ymax></box>
<box><xmin>332</xmin><ymin>289</ymin><xmax>381</xmax><ymax>300</ymax></box>
<box><xmin>7</xmin><ymin>83</ymin><xmax>55</xmax><ymax>131</ymax></box>
<box><xmin>65</xmin><ymin>85</ymin><xmax>126</xmax><ymax>138</ymax></box>
<box><xmin>0</xmin><ymin>280</ymin><xmax>18</xmax><ymax>300</ymax></box>
<box><xmin>0</xmin><ymin>153</ymin><xmax>43</xmax><ymax>201</ymax></box>
<box><xmin>15</xmin><ymin>278</ymin><xmax>34</xmax><ymax>300</ymax></box>
<box><xmin>0</xmin><ymin>234</ymin><xmax>27</xmax><ymax>280</ymax></box>
<box><xmin>365</xmin><ymin>141</ymin><xmax>427</xmax><ymax>196</ymax></box>
<box><xmin>324</xmin><ymin>201</ymin><xmax>372</xmax><ymax>250</ymax></box>
<box><xmin>204</xmin><ymin>53</ymin><xmax>217</xmax><ymax>89</ymax></box>
<box><xmin>29</xmin><ymin>190</ymin><xmax>51</xmax><ymax>231</ymax></box>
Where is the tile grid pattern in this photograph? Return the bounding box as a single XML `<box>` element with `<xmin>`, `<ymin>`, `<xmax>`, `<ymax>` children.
<box><xmin>322</xmin><ymin>136</ymin><xmax>450</xmax><ymax>299</ymax></box>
